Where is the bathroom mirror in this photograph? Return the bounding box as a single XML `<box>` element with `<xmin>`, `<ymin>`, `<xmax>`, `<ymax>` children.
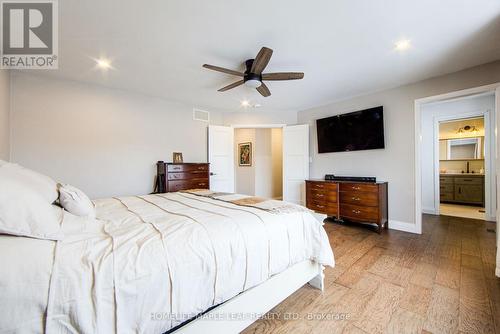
<box><xmin>439</xmin><ymin>136</ymin><xmax>484</xmax><ymax>160</ymax></box>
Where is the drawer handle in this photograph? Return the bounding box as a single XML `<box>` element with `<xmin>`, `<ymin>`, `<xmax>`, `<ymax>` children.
<box><xmin>173</xmin><ymin>167</ymin><xmax>181</xmax><ymax>170</ymax></box>
<box><xmin>198</xmin><ymin>183</ymin><xmax>207</xmax><ymax>186</ymax></box>
<box><xmin>351</xmin><ymin>186</ymin><xmax>361</xmax><ymax>190</ymax></box>
<box><xmin>352</xmin><ymin>209</ymin><xmax>361</xmax><ymax>214</ymax></box>
<box><xmin>351</xmin><ymin>197</ymin><xmax>361</xmax><ymax>201</ymax></box>
<box><xmin>315</xmin><ymin>184</ymin><xmax>324</xmax><ymax>188</ymax></box>
<box><xmin>315</xmin><ymin>194</ymin><xmax>324</xmax><ymax>197</ymax></box>
<box><xmin>198</xmin><ymin>167</ymin><xmax>206</xmax><ymax>170</ymax></box>
<box><xmin>192</xmin><ymin>171</ymin><xmax>205</xmax><ymax>174</ymax></box>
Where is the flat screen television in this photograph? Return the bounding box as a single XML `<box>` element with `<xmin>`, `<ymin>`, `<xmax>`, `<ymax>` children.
<box><xmin>316</xmin><ymin>106</ymin><xmax>385</xmax><ymax>153</ymax></box>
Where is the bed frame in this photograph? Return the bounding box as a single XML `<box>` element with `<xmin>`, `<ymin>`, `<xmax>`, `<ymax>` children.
<box><xmin>172</xmin><ymin>260</ymin><xmax>325</xmax><ymax>334</ymax></box>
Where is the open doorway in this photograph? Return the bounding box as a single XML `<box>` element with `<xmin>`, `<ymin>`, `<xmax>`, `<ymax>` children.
<box><xmin>420</xmin><ymin>92</ymin><xmax>495</xmax><ymax>222</ymax></box>
<box><xmin>234</xmin><ymin>128</ymin><xmax>283</xmax><ymax>199</ymax></box>
<box><xmin>438</xmin><ymin>117</ymin><xmax>486</xmax><ymax>220</ymax></box>
<box><xmin>416</xmin><ymin>84</ymin><xmax>500</xmax><ymax>278</ymax></box>
<box><xmin>209</xmin><ymin>124</ymin><xmax>309</xmax><ymax>204</ymax></box>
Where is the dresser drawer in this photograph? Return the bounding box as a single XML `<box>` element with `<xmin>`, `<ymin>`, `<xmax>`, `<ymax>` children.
<box><xmin>168</xmin><ymin>171</ymin><xmax>209</xmax><ymax>180</ymax></box>
<box><xmin>340</xmin><ymin>191</ymin><xmax>378</xmax><ymax>207</ymax></box>
<box><xmin>167</xmin><ymin>178</ymin><xmax>209</xmax><ymax>192</ymax></box>
<box><xmin>307</xmin><ymin>189</ymin><xmax>337</xmax><ymax>203</ymax></box>
<box><xmin>167</xmin><ymin>164</ymin><xmax>209</xmax><ymax>173</ymax></box>
<box><xmin>454</xmin><ymin>177</ymin><xmax>483</xmax><ymax>185</ymax></box>
<box><xmin>307</xmin><ymin>202</ymin><xmax>338</xmax><ymax>215</ymax></box>
<box><xmin>339</xmin><ymin>183</ymin><xmax>378</xmax><ymax>193</ymax></box>
<box><xmin>340</xmin><ymin>203</ymin><xmax>379</xmax><ymax>222</ymax></box>
<box><xmin>307</xmin><ymin>181</ymin><xmax>337</xmax><ymax>191</ymax></box>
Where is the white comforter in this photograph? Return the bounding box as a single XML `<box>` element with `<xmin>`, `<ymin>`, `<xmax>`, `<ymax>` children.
<box><xmin>0</xmin><ymin>192</ymin><xmax>334</xmax><ymax>334</ymax></box>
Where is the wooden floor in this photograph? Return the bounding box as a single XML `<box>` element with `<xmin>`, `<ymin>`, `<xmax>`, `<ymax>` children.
<box><xmin>242</xmin><ymin>214</ymin><xmax>499</xmax><ymax>334</ymax></box>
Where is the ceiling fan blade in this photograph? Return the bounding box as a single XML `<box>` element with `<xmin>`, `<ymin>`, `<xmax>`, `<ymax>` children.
<box><xmin>218</xmin><ymin>80</ymin><xmax>245</xmax><ymax>92</ymax></box>
<box><xmin>256</xmin><ymin>82</ymin><xmax>271</xmax><ymax>97</ymax></box>
<box><xmin>262</xmin><ymin>72</ymin><xmax>304</xmax><ymax>81</ymax></box>
<box><xmin>203</xmin><ymin>64</ymin><xmax>244</xmax><ymax>77</ymax></box>
<box><xmin>251</xmin><ymin>47</ymin><xmax>273</xmax><ymax>74</ymax></box>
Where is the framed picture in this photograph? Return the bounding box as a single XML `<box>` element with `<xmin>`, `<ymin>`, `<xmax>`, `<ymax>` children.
<box><xmin>238</xmin><ymin>142</ymin><xmax>252</xmax><ymax>166</ymax></box>
<box><xmin>173</xmin><ymin>152</ymin><xmax>183</xmax><ymax>163</ymax></box>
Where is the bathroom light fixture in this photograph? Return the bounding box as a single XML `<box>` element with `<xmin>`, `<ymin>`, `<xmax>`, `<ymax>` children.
<box><xmin>457</xmin><ymin>125</ymin><xmax>479</xmax><ymax>134</ymax></box>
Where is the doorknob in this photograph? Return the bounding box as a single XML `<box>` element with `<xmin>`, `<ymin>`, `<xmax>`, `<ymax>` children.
<box><xmin>210</xmin><ymin>172</ymin><xmax>217</xmax><ymax>176</ymax></box>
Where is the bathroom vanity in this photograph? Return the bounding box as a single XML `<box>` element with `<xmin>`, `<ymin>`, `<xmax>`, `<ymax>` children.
<box><xmin>439</xmin><ymin>174</ymin><xmax>484</xmax><ymax>206</ymax></box>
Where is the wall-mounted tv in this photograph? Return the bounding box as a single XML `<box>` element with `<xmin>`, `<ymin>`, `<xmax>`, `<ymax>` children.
<box><xmin>316</xmin><ymin>106</ymin><xmax>385</xmax><ymax>153</ymax></box>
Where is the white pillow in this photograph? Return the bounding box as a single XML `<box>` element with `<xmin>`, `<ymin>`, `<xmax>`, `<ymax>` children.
<box><xmin>0</xmin><ymin>161</ymin><xmax>58</xmax><ymax>203</ymax></box>
<box><xmin>0</xmin><ymin>163</ymin><xmax>63</xmax><ymax>240</ymax></box>
<box><xmin>58</xmin><ymin>184</ymin><xmax>96</xmax><ymax>218</ymax></box>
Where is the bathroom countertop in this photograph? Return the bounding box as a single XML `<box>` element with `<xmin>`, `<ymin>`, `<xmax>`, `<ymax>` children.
<box><xmin>440</xmin><ymin>173</ymin><xmax>485</xmax><ymax>176</ymax></box>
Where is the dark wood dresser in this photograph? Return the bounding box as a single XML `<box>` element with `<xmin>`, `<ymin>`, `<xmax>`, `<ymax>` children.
<box><xmin>306</xmin><ymin>179</ymin><xmax>388</xmax><ymax>233</ymax></box>
<box><xmin>156</xmin><ymin>162</ymin><xmax>210</xmax><ymax>193</ymax></box>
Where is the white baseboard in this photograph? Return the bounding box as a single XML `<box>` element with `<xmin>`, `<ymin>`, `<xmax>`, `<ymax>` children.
<box><xmin>389</xmin><ymin>220</ymin><xmax>421</xmax><ymax>234</ymax></box>
<box><xmin>422</xmin><ymin>207</ymin><xmax>438</xmax><ymax>215</ymax></box>
<box><xmin>485</xmin><ymin>215</ymin><xmax>496</xmax><ymax>222</ymax></box>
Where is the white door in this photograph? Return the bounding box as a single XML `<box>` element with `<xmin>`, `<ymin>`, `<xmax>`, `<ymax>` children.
<box><xmin>283</xmin><ymin>124</ymin><xmax>309</xmax><ymax>205</ymax></box>
<box><xmin>208</xmin><ymin>125</ymin><xmax>234</xmax><ymax>192</ymax></box>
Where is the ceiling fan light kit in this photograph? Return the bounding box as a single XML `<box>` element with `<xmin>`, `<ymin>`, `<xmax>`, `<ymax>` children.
<box><xmin>203</xmin><ymin>46</ymin><xmax>304</xmax><ymax>97</ymax></box>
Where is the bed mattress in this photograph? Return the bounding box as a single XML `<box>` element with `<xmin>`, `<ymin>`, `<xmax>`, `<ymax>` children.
<box><xmin>0</xmin><ymin>192</ymin><xmax>334</xmax><ymax>334</ymax></box>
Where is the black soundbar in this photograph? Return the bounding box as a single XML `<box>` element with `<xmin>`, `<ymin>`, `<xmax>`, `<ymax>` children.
<box><xmin>325</xmin><ymin>174</ymin><xmax>376</xmax><ymax>183</ymax></box>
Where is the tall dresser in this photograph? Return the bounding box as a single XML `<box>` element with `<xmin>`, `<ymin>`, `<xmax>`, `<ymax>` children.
<box><xmin>156</xmin><ymin>162</ymin><xmax>210</xmax><ymax>193</ymax></box>
<box><xmin>306</xmin><ymin>179</ymin><xmax>388</xmax><ymax>233</ymax></box>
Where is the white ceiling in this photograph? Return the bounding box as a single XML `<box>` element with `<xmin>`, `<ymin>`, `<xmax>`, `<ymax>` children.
<box><xmin>29</xmin><ymin>0</ymin><xmax>500</xmax><ymax>112</ymax></box>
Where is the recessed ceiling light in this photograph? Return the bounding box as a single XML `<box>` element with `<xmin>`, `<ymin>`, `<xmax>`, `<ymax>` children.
<box><xmin>241</xmin><ymin>100</ymin><xmax>250</xmax><ymax>108</ymax></box>
<box><xmin>394</xmin><ymin>39</ymin><xmax>411</xmax><ymax>51</ymax></box>
<box><xmin>95</xmin><ymin>58</ymin><xmax>112</xmax><ymax>70</ymax></box>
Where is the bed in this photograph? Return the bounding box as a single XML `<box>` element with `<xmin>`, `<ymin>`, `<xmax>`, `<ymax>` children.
<box><xmin>0</xmin><ymin>190</ymin><xmax>334</xmax><ymax>334</ymax></box>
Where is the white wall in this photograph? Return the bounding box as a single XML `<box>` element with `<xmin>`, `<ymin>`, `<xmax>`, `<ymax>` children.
<box><xmin>421</xmin><ymin>94</ymin><xmax>495</xmax><ymax>217</ymax></box>
<box><xmin>10</xmin><ymin>73</ymin><xmax>223</xmax><ymax>199</ymax></box>
<box><xmin>223</xmin><ymin>111</ymin><xmax>297</xmax><ymax>126</ymax></box>
<box><xmin>297</xmin><ymin>60</ymin><xmax>500</xmax><ymax>227</ymax></box>
<box><xmin>254</xmin><ymin>128</ymin><xmax>273</xmax><ymax>198</ymax></box>
<box><xmin>0</xmin><ymin>70</ymin><xmax>10</xmax><ymax>161</ymax></box>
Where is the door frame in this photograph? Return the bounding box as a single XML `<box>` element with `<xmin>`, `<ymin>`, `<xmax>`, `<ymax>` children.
<box><xmin>230</xmin><ymin>123</ymin><xmax>310</xmax><ymax>203</ymax></box>
<box><xmin>231</xmin><ymin>124</ymin><xmax>286</xmax><ymax>129</ymax></box>
<box><xmin>432</xmin><ymin>109</ymin><xmax>494</xmax><ymax>220</ymax></box>
<box><xmin>414</xmin><ymin>82</ymin><xmax>500</xmax><ymax>278</ymax></box>
<box><xmin>230</xmin><ymin>124</ymin><xmax>286</xmax><ymax>197</ymax></box>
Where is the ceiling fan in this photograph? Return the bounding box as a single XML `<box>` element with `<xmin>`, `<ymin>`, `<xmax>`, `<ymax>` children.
<box><xmin>203</xmin><ymin>47</ymin><xmax>304</xmax><ymax>97</ymax></box>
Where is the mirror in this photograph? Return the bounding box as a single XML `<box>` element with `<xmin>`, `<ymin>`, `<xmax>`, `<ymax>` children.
<box><xmin>439</xmin><ymin>136</ymin><xmax>484</xmax><ymax>160</ymax></box>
